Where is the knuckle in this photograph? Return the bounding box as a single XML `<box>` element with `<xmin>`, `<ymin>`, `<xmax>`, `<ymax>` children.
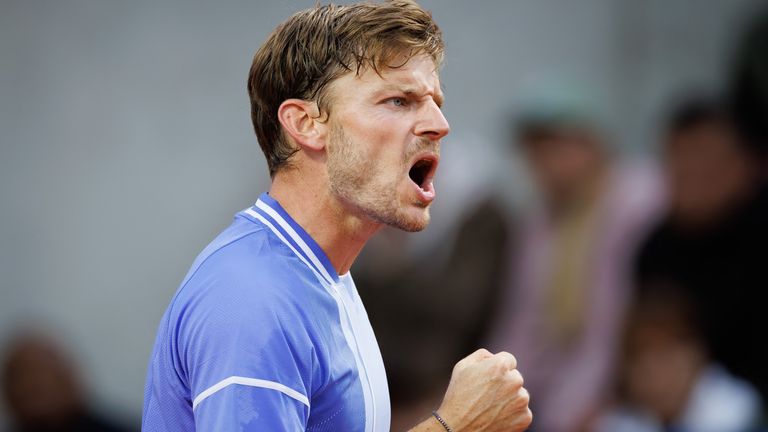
<box><xmin>495</xmin><ymin>351</ymin><xmax>518</xmax><ymax>369</ymax></box>
<box><xmin>491</xmin><ymin>359</ymin><xmax>507</xmax><ymax>374</ymax></box>
<box><xmin>518</xmin><ymin>387</ymin><xmax>530</xmax><ymax>405</ymax></box>
<box><xmin>507</xmin><ymin>369</ymin><xmax>524</xmax><ymax>387</ymax></box>
<box><xmin>461</xmin><ymin>348</ymin><xmax>491</xmax><ymax>367</ymax></box>
<box><xmin>524</xmin><ymin>408</ymin><xmax>533</xmax><ymax>425</ymax></box>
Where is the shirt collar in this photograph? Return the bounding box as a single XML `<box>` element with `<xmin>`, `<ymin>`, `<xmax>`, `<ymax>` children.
<box><xmin>248</xmin><ymin>192</ymin><xmax>339</xmax><ymax>285</ymax></box>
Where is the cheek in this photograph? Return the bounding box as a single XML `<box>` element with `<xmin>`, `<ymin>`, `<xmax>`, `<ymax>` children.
<box><xmin>334</xmin><ymin>112</ymin><xmax>412</xmax><ymax>174</ymax></box>
<box><xmin>369</xmin><ymin>136</ymin><xmax>411</xmax><ymax>172</ymax></box>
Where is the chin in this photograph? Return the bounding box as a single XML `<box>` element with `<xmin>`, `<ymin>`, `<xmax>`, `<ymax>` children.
<box><xmin>387</xmin><ymin>207</ymin><xmax>431</xmax><ymax>232</ymax></box>
<box><xmin>398</xmin><ymin>222</ymin><xmax>429</xmax><ymax>233</ymax></box>
<box><xmin>355</xmin><ymin>191</ymin><xmax>432</xmax><ymax>232</ymax></box>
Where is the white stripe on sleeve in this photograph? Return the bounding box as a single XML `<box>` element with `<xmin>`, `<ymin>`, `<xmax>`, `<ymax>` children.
<box><xmin>192</xmin><ymin>376</ymin><xmax>310</xmax><ymax>410</ymax></box>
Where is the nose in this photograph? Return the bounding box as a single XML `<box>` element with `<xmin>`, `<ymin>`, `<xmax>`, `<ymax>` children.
<box><xmin>414</xmin><ymin>100</ymin><xmax>450</xmax><ymax>140</ymax></box>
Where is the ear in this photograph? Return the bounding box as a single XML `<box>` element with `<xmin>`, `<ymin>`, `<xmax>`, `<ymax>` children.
<box><xmin>277</xmin><ymin>99</ymin><xmax>328</xmax><ymax>152</ymax></box>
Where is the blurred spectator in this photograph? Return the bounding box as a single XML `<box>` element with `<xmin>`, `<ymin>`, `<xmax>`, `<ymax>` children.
<box><xmin>634</xmin><ymin>98</ymin><xmax>768</xmax><ymax>401</ymax></box>
<box><xmin>594</xmin><ymin>286</ymin><xmax>762</xmax><ymax>432</ymax></box>
<box><xmin>1</xmin><ymin>330</ymin><xmax>134</xmax><ymax>432</ymax></box>
<box><xmin>730</xmin><ymin>6</ymin><xmax>768</xmax><ymax>161</ymax></box>
<box><xmin>488</xmin><ymin>95</ymin><xmax>663</xmax><ymax>432</ymax></box>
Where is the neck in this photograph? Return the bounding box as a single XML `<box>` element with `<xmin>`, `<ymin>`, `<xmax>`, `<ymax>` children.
<box><xmin>269</xmin><ymin>169</ymin><xmax>381</xmax><ymax>275</ymax></box>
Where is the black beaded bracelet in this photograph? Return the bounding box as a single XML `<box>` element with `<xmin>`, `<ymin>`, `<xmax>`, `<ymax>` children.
<box><xmin>431</xmin><ymin>411</ymin><xmax>454</xmax><ymax>432</ymax></box>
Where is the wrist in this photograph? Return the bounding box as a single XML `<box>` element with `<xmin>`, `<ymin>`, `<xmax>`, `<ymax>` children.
<box><xmin>432</xmin><ymin>410</ymin><xmax>454</xmax><ymax>432</ymax></box>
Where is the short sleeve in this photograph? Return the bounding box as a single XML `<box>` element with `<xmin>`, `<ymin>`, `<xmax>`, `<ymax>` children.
<box><xmin>177</xmin><ymin>269</ymin><xmax>318</xmax><ymax>431</ymax></box>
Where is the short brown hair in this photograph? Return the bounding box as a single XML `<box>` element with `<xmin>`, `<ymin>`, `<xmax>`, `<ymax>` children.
<box><xmin>247</xmin><ymin>0</ymin><xmax>444</xmax><ymax>177</ymax></box>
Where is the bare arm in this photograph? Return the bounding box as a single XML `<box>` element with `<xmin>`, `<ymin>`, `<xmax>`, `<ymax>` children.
<box><xmin>408</xmin><ymin>349</ymin><xmax>532</xmax><ymax>432</ymax></box>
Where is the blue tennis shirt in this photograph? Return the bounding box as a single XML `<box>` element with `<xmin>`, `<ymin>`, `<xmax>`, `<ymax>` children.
<box><xmin>143</xmin><ymin>193</ymin><xmax>391</xmax><ymax>431</ymax></box>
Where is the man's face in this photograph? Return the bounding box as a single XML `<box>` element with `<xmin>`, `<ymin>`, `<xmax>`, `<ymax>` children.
<box><xmin>520</xmin><ymin>128</ymin><xmax>604</xmax><ymax>210</ymax></box>
<box><xmin>665</xmin><ymin>122</ymin><xmax>754</xmax><ymax>225</ymax></box>
<box><xmin>324</xmin><ymin>54</ymin><xmax>449</xmax><ymax>232</ymax></box>
<box><xmin>623</xmin><ymin>324</ymin><xmax>703</xmax><ymax>422</ymax></box>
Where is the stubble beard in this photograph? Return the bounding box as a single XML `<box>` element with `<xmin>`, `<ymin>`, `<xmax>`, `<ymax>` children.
<box><xmin>326</xmin><ymin>124</ymin><xmax>430</xmax><ymax>232</ymax></box>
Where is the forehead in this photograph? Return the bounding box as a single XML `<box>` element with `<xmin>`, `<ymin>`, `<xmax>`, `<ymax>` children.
<box><xmin>331</xmin><ymin>54</ymin><xmax>443</xmax><ymax>101</ymax></box>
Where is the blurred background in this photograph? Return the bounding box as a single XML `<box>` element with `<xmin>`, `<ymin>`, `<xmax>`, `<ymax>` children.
<box><xmin>2</xmin><ymin>0</ymin><xmax>767</xmax><ymax>431</ymax></box>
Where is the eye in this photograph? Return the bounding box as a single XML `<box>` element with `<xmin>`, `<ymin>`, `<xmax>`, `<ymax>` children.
<box><xmin>387</xmin><ymin>97</ymin><xmax>408</xmax><ymax>107</ymax></box>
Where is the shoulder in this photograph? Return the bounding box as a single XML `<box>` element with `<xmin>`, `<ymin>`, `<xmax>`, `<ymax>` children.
<box><xmin>604</xmin><ymin>160</ymin><xmax>666</xmax><ymax>234</ymax></box>
<box><xmin>168</xmin><ymin>214</ymin><xmax>335</xmax><ymax>349</ymax></box>
<box><xmin>148</xmin><ymin>212</ymin><xmax>343</xmax><ymax>415</ymax></box>
<box><xmin>161</xmin><ymin>215</ymin><xmax>338</xmax><ymax>388</ymax></box>
<box><xmin>182</xmin><ymin>215</ymin><xmax>323</xmax><ymax>302</ymax></box>
<box><xmin>683</xmin><ymin>365</ymin><xmax>762</xmax><ymax>430</ymax></box>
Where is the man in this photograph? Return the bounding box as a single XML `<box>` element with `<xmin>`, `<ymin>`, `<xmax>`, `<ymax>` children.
<box><xmin>2</xmin><ymin>331</ymin><xmax>134</xmax><ymax>432</ymax></box>
<box><xmin>594</xmin><ymin>286</ymin><xmax>762</xmax><ymax>432</ymax></box>
<box><xmin>142</xmin><ymin>1</ymin><xmax>532</xmax><ymax>431</ymax></box>
<box><xmin>635</xmin><ymin>98</ymin><xmax>768</xmax><ymax>401</ymax></box>
<box><xmin>488</xmin><ymin>92</ymin><xmax>662</xmax><ymax>432</ymax></box>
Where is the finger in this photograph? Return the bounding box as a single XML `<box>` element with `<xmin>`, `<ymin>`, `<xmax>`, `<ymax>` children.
<box><xmin>509</xmin><ymin>387</ymin><xmax>531</xmax><ymax>417</ymax></box>
<box><xmin>517</xmin><ymin>386</ymin><xmax>530</xmax><ymax>406</ymax></box>
<box><xmin>521</xmin><ymin>407</ymin><xmax>533</xmax><ymax>428</ymax></box>
<box><xmin>494</xmin><ymin>351</ymin><xmax>518</xmax><ymax>370</ymax></box>
<box><xmin>506</xmin><ymin>368</ymin><xmax>524</xmax><ymax>388</ymax></box>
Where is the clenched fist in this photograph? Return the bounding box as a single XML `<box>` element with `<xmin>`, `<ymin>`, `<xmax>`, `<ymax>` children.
<box><xmin>410</xmin><ymin>349</ymin><xmax>532</xmax><ymax>432</ymax></box>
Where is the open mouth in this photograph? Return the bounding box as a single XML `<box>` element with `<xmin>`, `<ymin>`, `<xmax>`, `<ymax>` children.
<box><xmin>408</xmin><ymin>157</ymin><xmax>436</xmax><ymax>190</ymax></box>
